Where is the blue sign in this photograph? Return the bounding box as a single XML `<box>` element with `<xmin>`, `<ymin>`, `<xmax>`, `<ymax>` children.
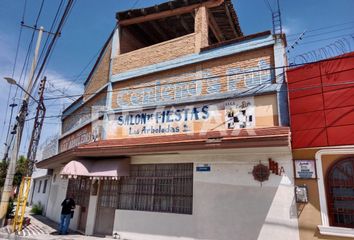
<box><xmin>196</xmin><ymin>164</ymin><xmax>211</xmax><ymax>172</ymax></box>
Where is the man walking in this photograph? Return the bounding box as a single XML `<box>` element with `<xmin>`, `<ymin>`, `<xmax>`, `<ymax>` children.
<box><xmin>59</xmin><ymin>196</ymin><xmax>75</xmax><ymax>235</ymax></box>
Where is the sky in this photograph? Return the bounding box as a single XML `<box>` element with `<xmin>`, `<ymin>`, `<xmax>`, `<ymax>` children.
<box><xmin>0</xmin><ymin>0</ymin><xmax>354</xmax><ymax>158</ymax></box>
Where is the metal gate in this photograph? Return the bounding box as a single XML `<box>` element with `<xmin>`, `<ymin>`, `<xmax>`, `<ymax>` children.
<box><xmin>95</xmin><ymin>180</ymin><xmax>120</xmax><ymax>235</ymax></box>
<box><xmin>67</xmin><ymin>178</ymin><xmax>91</xmax><ymax>233</ymax></box>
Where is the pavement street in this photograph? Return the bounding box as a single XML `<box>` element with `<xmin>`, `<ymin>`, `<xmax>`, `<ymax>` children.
<box><xmin>0</xmin><ymin>209</ymin><xmax>111</xmax><ymax>240</ymax></box>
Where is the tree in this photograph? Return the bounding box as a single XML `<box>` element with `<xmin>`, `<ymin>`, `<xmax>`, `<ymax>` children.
<box><xmin>0</xmin><ymin>160</ymin><xmax>7</xmax><ymax>189</ymax></box>
<box><xmin>14</xmin><ymin>155</ymin><xmax>28</xmax><ymax>188</ymax></box>
<box><xmin>0</xmin><ymin>155</ymin><xmax>28</xmax><ymax>189</ymax></box>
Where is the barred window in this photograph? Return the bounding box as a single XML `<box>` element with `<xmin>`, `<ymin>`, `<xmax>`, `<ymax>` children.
<box><xmin>118</xmin><ymin>163</ymin><xmax>193</xmax><ymax>214</ymax></box>
<box><xmin>66</xmin><ymin>177</ymin><xmax>91</xmax><ymax>206</ymax></box>
<box><xmin>98</xmin><ymin>180</ymin><xmax>120</xmax><ymax>208</ymax></box>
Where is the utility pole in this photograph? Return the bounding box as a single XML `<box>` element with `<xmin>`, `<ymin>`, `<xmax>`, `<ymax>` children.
<box><xmin>12</xmin><ymin>77</ymin><xmax>46</xmax><ymax>232</ymax></box>
<box><xmin>0</xmin><ymin>26</ymin><xmax>44</xmax><ymax>226</ymax></box>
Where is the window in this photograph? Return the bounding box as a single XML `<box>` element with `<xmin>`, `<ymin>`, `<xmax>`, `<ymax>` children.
<box><xmin>118</xmin><ymin>163</ymin><xmax>193</xmax><ymax>214</ymax></box>
<box><xmin>326</xmin><ymin>158</ymin><xmax>354</xmax><ymax>228</ymax></box>
<box><xmin>38</xmin><ymin>180</ymin><xmax>42</xmax><ymax>193</ymax></box>
<box><xmin>66</xmin><ymin>178</ymin><xmax>91</xmax><ymax>206</ymax></box>
<box><xmin>53</xmin><ymin>174</ymin><xmax>57</xmax><ymax>183</ymax></box>
<box><xmin>43</xmin><ymin>179</ymin><xmax>48</xmax><ymax>194</ymax></box>
<box><xmin>98</xmin><ymin>180</ymin><xmax>120</xmax><ymax>208</ymax></box>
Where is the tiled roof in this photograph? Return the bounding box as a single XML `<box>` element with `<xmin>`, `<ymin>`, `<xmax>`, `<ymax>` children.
<box><xmin>36</xmin><ymin>127</ymin><xmax>290</xmax><ymax>169</ymax></box>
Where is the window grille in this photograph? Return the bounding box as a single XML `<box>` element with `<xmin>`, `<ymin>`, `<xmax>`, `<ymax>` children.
<box><xmin>98</xmin><ymin>180</ymin><xmax>120</xmax><ymax>208</ymax></box>
<box><xmin>327</xmin><ymin>158</ymin><xmax>354</xmax><ymax>228</ymax></box>
<box><xmin>66</xmin><ymin>178</ymin><xmax>91</xmax><ymax>206</ymax></box>
<box><xmin>118</xmin><ymin>163</ymin><xmax>193</xmax><ymax>214</ymax></box>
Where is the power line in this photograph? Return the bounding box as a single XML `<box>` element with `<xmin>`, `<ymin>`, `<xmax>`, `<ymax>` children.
<box><xmin>296</xmin><ymin>33</ymin><xmax>354</xmax><ymax>46</ymax></box>
<box><xmin>21</xmin><ymin>57</ymin><xmax>354</xmax><ymax>122</ymax></box>
<box><xmin>263</xmin><ymin>0</ymin><xmax>273</xmax><ymax>12</ymax></box>
<box><xmin>286</xmin><ymin>20</ymin><xmax>354</xmax><ymax>38</ymax></box>
<box><xmin>29</xmin><ymin>76</ymin><xmax>354</xmax><ymax>122</ymax></box>
<box><xmin>39</xmin><ymin>54</ymin><xmax>354</xmax><ymax>102</ymax></box>
<box><xmin>0</xmin><ymin>0</ymin><xmax>28</xmax><ymax>146</ymax></box>
<box><xmin>287</xmin><ymin>25</ymin><xmax>354</xmax><ymax>42</ymax></box>
<box><xmin>2</xmin><ymin>0</ymin><xmax>45</xmax><ymax>149</ymax></box>
<box><xmin>130</xmin><ymin>0</ymin><xmax>140</xmax><ymax>10</ymax></box>
<box><xmin>31</xmin><ymin>0</ymin><xmax>75</xmax><ymax>97</ymax></box>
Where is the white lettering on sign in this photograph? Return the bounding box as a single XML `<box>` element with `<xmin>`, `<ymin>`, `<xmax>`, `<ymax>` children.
<box><xmin>107</xmin><ymin>97</ymin><xmax>255</xmax><ymax>139</ymax></box>
<box><xmin>60</xmin><ymin>128</ymin><xmax>92</xmax><ymax>152</ymax></box>
<box><xmin>115</xmin><ymin>60</ymin><xmax>272</xmax><ymax>109</ymax></box>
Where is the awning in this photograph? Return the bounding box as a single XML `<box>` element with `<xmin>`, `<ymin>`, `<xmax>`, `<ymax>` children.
<box><xmin>60</xmin><ymin>158</ymin><xmax>130</xmax><ymax>179</ymax></box>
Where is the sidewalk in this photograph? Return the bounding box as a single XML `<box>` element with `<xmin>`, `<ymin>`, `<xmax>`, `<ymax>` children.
<box><xmin>0</xmin><ymin>212</ymin><xmax>110</xmax><ymax>240</ymax></box>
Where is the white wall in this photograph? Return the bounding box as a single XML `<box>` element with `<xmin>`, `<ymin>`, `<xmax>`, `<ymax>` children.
<box><xmin>31</xmin><ymin>176</ymin><xmax>51</xmax><ymax>215</ymax></box>
<box><xmin>113</xmin><ymin>147</ymin><xmax>299</xmax><ymax>240</ymax></box>
<box><xmin>45</xmin><ymin>168</ymin><xmax>82</xmax><ymax>231</ymax></box>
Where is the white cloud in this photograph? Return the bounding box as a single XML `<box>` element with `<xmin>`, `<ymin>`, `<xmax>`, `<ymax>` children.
<box><xmin>282</xmin><ymin>26</ymin><xmax>291</xmax><ymax>35</ymax></box>
<box><xmin>0</xmin><ymin>29</ymin><xmax>85</xmax><ymax>155</ymax></box>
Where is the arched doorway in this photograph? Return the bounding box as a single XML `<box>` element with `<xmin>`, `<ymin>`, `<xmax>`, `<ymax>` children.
<box><xmin>326</xmin><ymin>158</ymin><xmax>354</xmax><ymax>228</ymax></box>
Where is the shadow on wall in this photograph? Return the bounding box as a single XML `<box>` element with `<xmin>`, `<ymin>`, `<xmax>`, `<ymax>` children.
<box><xmin>114</xmin><ymin>176</ymin><xmax>297</xmax><ymax>240</ymax></box>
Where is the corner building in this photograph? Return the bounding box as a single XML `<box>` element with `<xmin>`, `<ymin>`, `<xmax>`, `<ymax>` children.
<box><xmin>37</xmin><ymin>1</ymin><xmax>299</xmax><ymax>239</ymax></box>
<box><xmin>287</xmin><ymin>52</ymin><xmax>354</xmax><ymax>239</ymax></box>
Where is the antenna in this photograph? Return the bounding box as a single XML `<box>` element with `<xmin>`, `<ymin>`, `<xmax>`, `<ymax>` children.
<box><xmin>272</xmin><ymin>0</ymin><xmax>282</xmax><ymax>35</ymax></box>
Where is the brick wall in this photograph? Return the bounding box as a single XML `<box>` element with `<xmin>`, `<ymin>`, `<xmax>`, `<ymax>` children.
<box><xmin>194</xmin><ymin>6</ymin><xmax>209</xmax><ymax>52</ymax></box>
<box><xmin>112</xmin><ymin>33</ymin><xmax>196</xmax><ymax>74</ymax></box>
<box><xmin>84</xmin><ymin>41</ymin><xmax>112</xmax><ymax>101</ymax></box>
<box><xmin>111</xmin><ymin>46</ymin><xmax>275</xmax><ymax>109</ymax></box>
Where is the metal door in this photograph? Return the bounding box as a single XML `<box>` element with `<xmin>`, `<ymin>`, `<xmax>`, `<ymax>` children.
<box><xmin>67</xmin><ymin>178</ymin><xmax>91</xmax><ymax>233</ymax></box>
<box><xmin>94</xmin><ymin>180</ymin><xmax>119</xmax><ymax>236</ymax></box>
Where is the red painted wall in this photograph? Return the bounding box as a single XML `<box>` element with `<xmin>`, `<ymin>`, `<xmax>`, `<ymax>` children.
<box><xmin>287</xmin><ymin>52</ymin><xmax>354</xmax><ymax>149</ymax></box>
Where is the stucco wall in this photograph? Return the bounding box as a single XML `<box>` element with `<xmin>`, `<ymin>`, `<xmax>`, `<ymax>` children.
<box><xmin>45</xmin><ymin>169</ymin><xmax>80</xmax><ymax>231</ymax></box>
<box><xmin>62</xmin><ymin>92</ymin><xmax>106</xmax><ymax>136</ymax></box>
<box><xmin>31</xmin><ymin>176</ymin><xmax>51</xmax><ymax>215</ymax></box>
<box><xmin>293</xmin><ymin>149</ymin><xmax>354</xmax><ymax>240</ymax></box>
<box><xmin>113</xmin><ymin>148</ymin><xmax>298</xmax><ymax>240</ymax></box>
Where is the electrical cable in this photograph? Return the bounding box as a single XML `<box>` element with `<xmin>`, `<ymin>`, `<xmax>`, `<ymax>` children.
<box><xmin>29</xmin><ymin>77</ymin><xmax>354</xmax><ymax>121</ymax></box>
<box><xmin>130</xmin><ymin>0</ymin><xmax>140</xmax><ymax>10</ymax></box>
<box><xmin>39</xmin><ymin>54</ymin><xmax>354</xmax><ymax>102</ymax></box>
<box><xmin>22</xmin><ymin>59</ymin><xmax>354</xmax><ymax>121</ymax></box>
<box><xmin>263</xmin><ymin>0</ymin><xmax>273</xmax><ymax>12</ymax></box>
<box><xmin>286</xmin><ymin>26</ymin><xmax>354</xmax><ymax>42</ymax></box>
<box><xmin>286</xmin><ymin>20</ymin><xmax>354</xmax><ymax>38</ymax></box>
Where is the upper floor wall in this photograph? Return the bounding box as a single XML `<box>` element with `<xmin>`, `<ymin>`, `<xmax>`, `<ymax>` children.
<box><xmin>59</xmin><ymin>0</ymin><xmax>288</xmax><ymax>151</ymax></box>
<box><xmin>111</xmin><ymin>44</ymin><xmax>276</xmax><ymax>110</ymax></box>
<box><xmin>287</xmin><ymin>51</ymin><xmax>354</xmax><ymax>149</ymax></box>
<box><xmin>112</xmin><ymin>0</ymin><xmax>242</xmax><ymax>75</ymax></box>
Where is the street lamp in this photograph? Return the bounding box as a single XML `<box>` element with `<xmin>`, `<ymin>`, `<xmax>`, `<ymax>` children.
<box><xmin>4</xmin><ymin>77</ymin><xmax>40</xmax><ymax>104</ymax></box>
<box><xmin>0</xmin><ymin>77</ymin><xmax>39</xmax><ymax>227</ymax></box>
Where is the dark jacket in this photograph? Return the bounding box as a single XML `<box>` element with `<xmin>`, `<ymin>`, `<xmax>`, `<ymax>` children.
<box><xmin>61</xmin><ymin>198</ymin><xmax>75</xmax><ymax>215</ymax></box>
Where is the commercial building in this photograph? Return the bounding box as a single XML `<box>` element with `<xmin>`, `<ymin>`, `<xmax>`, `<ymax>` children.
<box><xmin>37</xmin><ymin>0</ymin><xmax>298</xmax><ymax>239</ymax></box>
<box><xmin>287</xmin><ymin>51</ymin><xmax>354</xmax><ymax>239</ymax></box>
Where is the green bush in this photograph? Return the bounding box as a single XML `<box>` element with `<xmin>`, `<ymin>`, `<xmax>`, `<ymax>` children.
<box><xmin>6</xmin><ymin>198</ymin><xmax>14</xmax><ymax>219</ymax></box>
<box><xmin>31</xmin><ymin>202</ymin><xmax>43</xmax><ymax>215</ymax></box>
